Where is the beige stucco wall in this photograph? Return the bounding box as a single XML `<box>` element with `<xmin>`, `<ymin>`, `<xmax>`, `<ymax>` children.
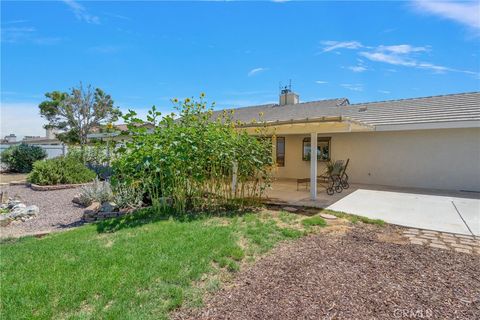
<box><xmin>273</xmin><ymin>128</ymin><xmax>480</xmax><ymax>191</ymax></box>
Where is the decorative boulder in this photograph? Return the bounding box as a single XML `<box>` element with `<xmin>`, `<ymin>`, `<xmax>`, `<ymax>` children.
<box><xmin>72</xmin><ymin>194</ymin><xmax>83</xmax><ymax>206</ymax></box>
<box><xmin>100</xmin><ymin>202</ymin><xmax>119</xmax><ymax>213</ymax></box>
<box><xmin>7</xmin><ymin>199</ymin><xmax>21</xmax><ymax>209</ymax></box>
<box><xmin>12</xmin><ymin>203</ymin><xmax>26</xmax><ymax>211</ymax></box>
<box><xmin>84</xmin><ymin>202</ymin><xmax>101</xmax><ymax>215</ymax></box>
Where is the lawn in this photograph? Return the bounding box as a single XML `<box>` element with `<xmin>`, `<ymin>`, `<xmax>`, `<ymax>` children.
<box><xmin>0</xmin><ymin>209</ymin><xmax>313</xmax><ymax>319</ymax></box>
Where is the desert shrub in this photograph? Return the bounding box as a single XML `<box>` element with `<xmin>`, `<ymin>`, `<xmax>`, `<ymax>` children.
<box><xmin>28</xmin><ymin>156</ymin><xmax>96</xmax><ymax>185</ymax></box>
<box><xmin>1</xmin><ymin>144</ymin><xmax>47</xmax><ymax>173</ymax></box>
<box><xmin>111</xmin><ymin>94</ymin><xmax>273</xmax><ymax>214</ymax></box>
<box><xmin>77</xmin><ymin>178</ymin><xmax>113</xmax><ymax>206</ymax></box>
<box><xmin>112</xmin><ymin>182</ymin><xmax>143</xmax><ymax>209</ymax></box>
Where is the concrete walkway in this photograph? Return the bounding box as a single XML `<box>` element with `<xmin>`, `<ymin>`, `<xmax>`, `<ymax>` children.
<box><xmin>266</xmin><ymin>180</ymin><xmax>480</xmax><ymax>236</ymax></box>
<box><xmin>327</xmin><ymin>189</ymin><xmax>480</xmax><ymax>236</ymax></box>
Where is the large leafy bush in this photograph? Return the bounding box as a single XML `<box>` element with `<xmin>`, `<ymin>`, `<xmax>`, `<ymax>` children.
<box><xmin>0</xmin><ymin>144</ymin><xmax>47</xmax><ymax>173</ymax></box>
<box><xmin>28</xmin><ymin>155</ymin><xmax>96</xmax><ymax>185</ymax></box>
<box><xmin>112</xmin><ymin>95</ymin><xmax>273</xmax><ymax>214</ymax></box>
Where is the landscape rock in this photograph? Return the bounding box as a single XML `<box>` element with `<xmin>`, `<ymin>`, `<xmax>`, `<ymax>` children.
<box><xmin>84</xmin><ymin>202</ymin><xmax>101</xmax><ymax>215</ymax></box>
<box><xmin>7</xmin><ymin>199</ymin><xmax>21</xmax><ymax>209</ymax></box>
<box><xmin>25</xmin><ymin>205</ymin><xmax>39</xmax><ymax>216</ymax></box>
<box><xmin>12</xmin><ymin>203</ymin><xmax>26</xmax><ymax>211</ymax></box>
<box><xmin>9</xmin><ymin>205</ymin><xmax>39</xmax><ymax>219</ymax></box>
<box><xmin>320</xmin><ymin>213</ymin><xmax>338</xmax><ymax>220</ymax></box>
<box><xmin>72</xmin><ymin>194</ymin><xmax>83</xmax><ymax>206</ymax></box>
<box><xmin>100</xmin><ymin>202</ymin><xmax>119</xmax><ymax>212</ymax></box>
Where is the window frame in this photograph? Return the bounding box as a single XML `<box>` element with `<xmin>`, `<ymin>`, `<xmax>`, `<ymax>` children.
<box><xmin>302</xmin><ymin>137</ymin><xmax>331</xmax><ymax>162</ymax></box>
<box><xmin>276</xmin><ymin>136</ymin><xmax>285</xmax><ymax>167</ymax></box>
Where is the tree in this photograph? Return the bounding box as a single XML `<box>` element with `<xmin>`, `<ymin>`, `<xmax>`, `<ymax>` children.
<box><xmin>39</xmin><ymin>83</ymin><xmax>121</xmax><ymax>146</ymax></box>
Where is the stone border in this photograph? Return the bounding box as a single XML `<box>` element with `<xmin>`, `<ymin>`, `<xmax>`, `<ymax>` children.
<box><xmin>82</xmin><ymin>209</ymin><xmax>133</xmax><ymax>223</ymax></box>
<box><xmin>402</xmin><ymin>228</ymin><xmax>480</xmax><ymax>255</ymax></box>
<box><xmin>30</xmin><ymin>182</ymin><xmax>91</xmax><ymax>191</ymax></box>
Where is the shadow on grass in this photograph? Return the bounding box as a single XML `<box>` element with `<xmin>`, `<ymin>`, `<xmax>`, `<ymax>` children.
<box><xmin>96</xmin><ymin>206</ymin><xmax>260</xmax><ymax>233</ymax></box>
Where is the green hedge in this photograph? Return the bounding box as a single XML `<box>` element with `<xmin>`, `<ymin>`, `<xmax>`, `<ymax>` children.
<box><xmin>28</xmin><ymin>156</ymin><xmax>96</xmax><ymax>185</ymax></box>
<box><xmin>0</xmin><ymin>144</ymin><xmax>47</xmax><ymax>173</ymax></box>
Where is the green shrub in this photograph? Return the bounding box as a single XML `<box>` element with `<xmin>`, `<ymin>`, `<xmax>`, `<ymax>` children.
<box><xmin>28</xmin><ymin>156</ymin><xmax>96</xmax><ymax>185</ymax></box>
<box><xmin>112</xmin><ymin>94</ymin><xmax>273</xmax><ymax>214</ymax></box>
<box><xmin>0</xmin><ymin>144</ymin><xmax>47</xmax><ymax>173</ymax></box>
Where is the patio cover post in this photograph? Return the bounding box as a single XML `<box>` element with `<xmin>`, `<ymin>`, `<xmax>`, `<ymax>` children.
<box><xmin>310</xmin><ymin>132</ymin><xmax>317</xmax><ymax>200</ymax></box>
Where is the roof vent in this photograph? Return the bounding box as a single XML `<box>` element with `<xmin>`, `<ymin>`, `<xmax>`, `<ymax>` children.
<box><xmin>358</xmin><ymin>106</ymin><xmax>368</xmax><ymax>112</ymax></box>
<box><xmin>279</xmin><ymin>80</ymin><xmax>299</xmax><ymax>106</ymax></box>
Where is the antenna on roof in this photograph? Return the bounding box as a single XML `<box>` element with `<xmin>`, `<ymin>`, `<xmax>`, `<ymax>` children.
<box><xmin>278</xmin><ymin>79</ymin><xmax>299</xmax><ymax>106</ymax></box>
<box><xmin>280</xmin><ymin>79</ymin><xmax>292</xmax><ymax>95</ymax></box>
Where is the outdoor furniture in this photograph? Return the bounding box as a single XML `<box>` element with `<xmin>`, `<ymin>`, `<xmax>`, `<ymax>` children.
<box><xmin>296</xmin><ymin>160</ymin><xmax>348</xmax><ymax>195</ymax></box>
<box><xmin>339</xmin><ymin>158</ymin><xmax>350</xmax><ymax>189</ymax></box>
<box><xmin>318</xmin><ymin>160</ymin><xmax>344</xmax><ymax>195</ymax></box>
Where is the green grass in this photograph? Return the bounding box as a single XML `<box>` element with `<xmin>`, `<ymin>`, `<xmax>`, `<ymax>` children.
<box><xmin>322</xmin><ymin>209</ymin><xmax>385</xmax><ymax>226</ymax></box>
<box><xmin>0</xmin><ymin>209</ymin><xmax>304</xmax><ymax>320</ymax></box>
<box><xmin>301</xmin><ymin>216</ymin><xmax>327</xmax><ymax>227</ymax></box>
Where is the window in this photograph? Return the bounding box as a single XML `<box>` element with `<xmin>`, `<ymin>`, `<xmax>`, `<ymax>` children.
<box><xmin>276</xmin><ymin>137</ymin><xmax>285</xmax><ymax>167</ymax></box>
<box><xmin>302</xmin><ymin>137</ymin><xmax>331</xmax><ymax>161</ymax></box>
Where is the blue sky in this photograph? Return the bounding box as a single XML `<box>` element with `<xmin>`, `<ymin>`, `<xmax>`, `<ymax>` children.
<box><xmin>1</xmin><ymin>0</ymin><xmax>479</xmax><ymax>138</ymax></box>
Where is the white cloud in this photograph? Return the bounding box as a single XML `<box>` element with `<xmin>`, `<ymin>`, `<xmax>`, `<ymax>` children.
<box><xmin>248</xmin><ymin>67</ymin><xmax>267</xmax><ymax>77</ymax></box>
<box><xmin>412</xmin><ymin>0</ymin><xmax>480</xmax><ymax>30</ymax></box>
<box><xmin>0</xmin><ymin>103</ymin><xmax>46</xmax><ymax>139</ymax></box>
<box><xmin>378</xmin><ymin>44</ymin><xmax>428</xmax><ymax>54</ymax></box>
<box><xmin>360</xmin><ymin>51</ymin><xmax>416</xmax><ymax>67</ymax></box>
<box><xmin>341</xmin><ymin>84</ymin><xmax>364</xmax><ymax>92</ymax></box>
<box><xmin>322</xmin><ymin>39</ymin><xmax>477</xmax><ymax>76</ymax></box>
<box><xmin>348</xmin><ymin>66</ymin><xmax>368</xmax><ymax>73</ymax></box>
<box><xmin>1</xmin><ymin>26</ymin><xmax>35</xmax><ymax>43</ymax></box>
<box><xmin>315</xmin><ymin>80</ymin><xmax>328</xmax><ymax>84</ymax></box>
<box><xmin>63</xmin><ymin>0</ymin><xmax>100</xmax><ymax>24</ymax></box>
<box><xmin>360</xmin><ymin>50</ymin><xmax>476</xmax><ymax>75</ymax></box>
<box><xmin>321</xmin><ymin>40</ymin><xmax>363</xmax><ymax>52</ymax></box>
<box><xmin>2</xmin><ymin>20</ymin><xmax>29</xmax><ymax>25</ymax></box>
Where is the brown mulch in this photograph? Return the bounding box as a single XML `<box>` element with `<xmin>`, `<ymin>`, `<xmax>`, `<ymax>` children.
<box><xmin>175</xmin><ymin>225</ymin><xmax>480</xmax><ymax>320</ymax></box>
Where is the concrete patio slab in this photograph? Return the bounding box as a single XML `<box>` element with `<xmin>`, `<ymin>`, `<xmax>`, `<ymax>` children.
<box><xmin>327</xmin><ymin>189</ymin><xmax>480</xmax><ymax>236</ymax></box>
<box><xmin>452</xmin><ymin>198</ymin><xmax>480</xmax><ymax>236</ymax></box>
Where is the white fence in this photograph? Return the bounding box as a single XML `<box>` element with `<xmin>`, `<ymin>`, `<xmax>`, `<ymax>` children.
<box><xmin>0</xmin><ymin>144</ymin><xmax>66</xmax><ymax>159</ymax></box>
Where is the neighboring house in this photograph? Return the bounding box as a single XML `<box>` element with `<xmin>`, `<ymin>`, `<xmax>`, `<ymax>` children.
<box><xmin>212</xmin><ymin>90</ymin><xmax>480</xmax><ymax>195</ymax></box>
<box><xmin>1</xmin><ymin>134</ymin><xmax>17</xmax><ymax>144</ymax></box>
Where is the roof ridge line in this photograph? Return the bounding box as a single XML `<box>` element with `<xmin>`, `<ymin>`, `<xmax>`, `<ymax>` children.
<box><xmin>348</xmin><ymin>91</ymin><xmax>480</xmax><ymax>106</ymax></box>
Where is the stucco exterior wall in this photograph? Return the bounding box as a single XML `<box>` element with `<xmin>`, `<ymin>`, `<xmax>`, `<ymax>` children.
<box><xmin>273</xmin><ymin>128</ymin><xmax>480</xmax><ymax>191</ymax></box>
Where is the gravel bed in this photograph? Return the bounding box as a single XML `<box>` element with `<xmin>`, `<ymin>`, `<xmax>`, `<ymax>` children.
<box><xmin>0</xmin><ymin>185</ymin><xmax>84</xmax><ymax>238</ymax></box>
<box><xmin>176</xmin><ymin>225</ymin><xmax>480</xmax><ymax>320</ymax></box>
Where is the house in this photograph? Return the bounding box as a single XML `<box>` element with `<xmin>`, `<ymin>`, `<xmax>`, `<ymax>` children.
<box><xmin>212</xmin><ymin>90</ymin><xmax>480</xmax><ymax>198</ymax></box>
<box><xmin>1</xmin><ymin>134</ymin><xmax>17</xmax><ymax>144</ymax></box>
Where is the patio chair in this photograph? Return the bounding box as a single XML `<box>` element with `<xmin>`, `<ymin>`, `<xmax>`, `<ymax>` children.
<box><xmin>296</xmin><ymin>160</ymin><xmax>345</xmax><ymax>195</ymax></box>
<box><xmin>339</xmin><ymin>158</ymin><xmax>350</xmax><ymax>189</ymax></box>
<box><xmin>318</xmin><ymin>160</ymin><xmax>344</xmax><ymax>195</ymax></box>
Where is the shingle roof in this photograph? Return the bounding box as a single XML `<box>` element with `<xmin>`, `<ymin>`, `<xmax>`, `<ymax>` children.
<box><xmin>342</xmin><ymin>92</ymin><xmax>480</xmax><ymax>127</ymax></box>
<box><xmin>213</xmin><ymin>92</ymin><xmax>480</xmax><ymax>129</ymax></box>
<box><xmin>211</xmin><ymin>98</ymin><xmax>349</xmax><ymax>123</ymax></box>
